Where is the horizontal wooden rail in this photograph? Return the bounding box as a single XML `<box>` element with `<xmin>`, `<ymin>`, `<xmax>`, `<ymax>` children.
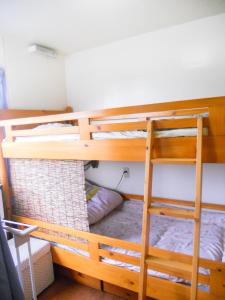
<box><xmin>93</xmin><ymin>108</ymin><xmax>208</xmax><ymax>121</ymax></box>
<box><xmin>98</xmin><ymin>249</ymin><xmax>208</xmax><ymax>285</ymax></box>
<box><xmin>99</xmin><ymin>249</ymin><xmax>140</xmax><ymax>266</ymax></box>
<box><xmin>89</xmin><ymin>121</ymin><xmax>147</xmax><ymax>132</ymax></box>
<box><xmin>1</xmin><ymin>95</ymin><xmax>220</xmax><ymax>128</ymax></box>
<box><xmin>122</xmin><ymin>194</ymin><xmax>225</xmax><ymax>211</ymax></box>
<box><xmin>153</xmin><ymin>118</ymin><xmax>207</xmax><ymax>129</ymax></box>
<box><xmin>32</xmin><ymin>231</ymin><xmax>88</xmax><ymax>251</ymax></box>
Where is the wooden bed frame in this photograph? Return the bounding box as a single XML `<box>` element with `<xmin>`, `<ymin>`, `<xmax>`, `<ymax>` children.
<box><xmin>0</xmin><ymin>97</ymin><xmax>225</xmax><ymax>300</ymax></box>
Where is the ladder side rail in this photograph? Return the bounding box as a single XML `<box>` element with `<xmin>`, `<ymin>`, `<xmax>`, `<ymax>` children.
<box><xmin>139</xmin><ymin>120</ymin><xmax>154</xmax><ymax>300</ymax></box>
<box><xmin>191</xmin><ymin>117</ymin><xmax>203</xmax><ymax>300</ymax></box>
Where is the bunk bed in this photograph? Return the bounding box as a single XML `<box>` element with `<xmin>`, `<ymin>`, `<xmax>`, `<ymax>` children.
<box><xmin>0</xmin><ymin>97</ymin><xmax>225</xmax><ymax>300</ymax></box>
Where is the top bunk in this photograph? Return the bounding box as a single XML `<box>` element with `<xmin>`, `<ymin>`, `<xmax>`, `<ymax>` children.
<box><xmin>0</xmin><ymin>96</ymin><xmax>225</xmax><ymax>163</ymax></box>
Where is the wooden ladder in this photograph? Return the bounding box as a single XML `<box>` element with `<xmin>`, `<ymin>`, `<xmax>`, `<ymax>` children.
<box><xmin>139</xmin><ymin>117</ymin><xmax>203</xmax><ymax>300</ymax></box>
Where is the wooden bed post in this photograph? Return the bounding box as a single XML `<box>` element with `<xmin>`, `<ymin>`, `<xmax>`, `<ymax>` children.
<box><xmin>78</xmin><ymin>118</ymin><xmax>91</xmax><ymax>140</ymax></box>
<box><xmin>0</xmin><ymin>128</ymin><xmax>11</xmax><ymax>218</ymax></box>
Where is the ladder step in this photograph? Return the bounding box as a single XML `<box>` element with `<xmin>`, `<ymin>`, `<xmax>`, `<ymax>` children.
<box><xmin>151</xmin><ymin>158</ymin><xmax>196</xmax><ymax>165</ymax></box>
<box><xmin>148</xmin><ymin>207</ymin><xmax>196</xmax><ymax>219</ymax></box>
<box><xmin>146</xmin><ymin>256</ymin><xmax>192</xmax><ymax>278</ymax></box>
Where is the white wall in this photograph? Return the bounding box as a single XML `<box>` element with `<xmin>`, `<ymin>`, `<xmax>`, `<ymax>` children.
<box><xmin>67</xmin><ymin>14</ymin><xmax>225</xmax><ymax>205</ymax></box>
<box><xmin>1</xmin><ymin>36</ymin><xmax>67</xmax><ymax>110</ymax></box>
<box><xmin>66</xmin><ymin>14</ymin><xmax>225</xmax><ymax>111</ymax></box>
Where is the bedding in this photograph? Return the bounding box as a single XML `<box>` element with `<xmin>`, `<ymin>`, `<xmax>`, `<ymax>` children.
<box><xmin>53</xmin><ymin>200</ymin><xmax>225</xmax><ymax>284</ymax></box>
<box><xmin>13</xmin><ymin>123</ymin><xmax>208</xmax><ymax>142</ymax></box>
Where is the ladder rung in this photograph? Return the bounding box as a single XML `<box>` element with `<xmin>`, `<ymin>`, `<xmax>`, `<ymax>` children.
<box><xmin>148</xmin><ymin>207</ymin><xmax>196</xmax><ymax>219</ymax></box>
<box><xmin>146</xmin><ymin>256</ymin><xmax>192</xmax><ymax>277</ymax></box>
<box><xmin>151</xmin><ymin>158</ymin><xmax>196</xmax><ymax>165</ymax></box>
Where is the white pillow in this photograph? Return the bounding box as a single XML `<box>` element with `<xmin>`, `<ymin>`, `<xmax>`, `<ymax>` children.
<box><xmin>87</xmin><ymin>187</ymin><xmax>123</xmax><ymax>225</ymax></box>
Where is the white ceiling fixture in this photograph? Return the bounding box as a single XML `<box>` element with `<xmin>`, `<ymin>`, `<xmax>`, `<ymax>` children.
<box><xmin>0</xmin><ymin>0</ymin><xmax>225</xmax><ymax>54</ymax></box>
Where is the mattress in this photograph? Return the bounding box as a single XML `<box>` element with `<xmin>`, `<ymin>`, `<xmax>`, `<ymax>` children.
<box><xmin>54</xmin><ymin>200</ymin><xmax>225</xmax><ymax>283</ymax></box>
<box><xmin>14</xmin><ymin>123</ymin><xmax>208</xmax><ymax>142</ymax></box>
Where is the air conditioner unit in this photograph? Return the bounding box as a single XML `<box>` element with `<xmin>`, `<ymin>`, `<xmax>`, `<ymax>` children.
<box><xmin>28</xmin><ymin>44</ymin><xmax>57</xmax><ymax>58</ymax></box>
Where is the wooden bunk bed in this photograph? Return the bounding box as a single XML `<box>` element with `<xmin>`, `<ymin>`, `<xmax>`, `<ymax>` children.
<box><xmin>0</xmin><ymin>97</ymin><xmax>225</xmax><ymax>300</ymax></box>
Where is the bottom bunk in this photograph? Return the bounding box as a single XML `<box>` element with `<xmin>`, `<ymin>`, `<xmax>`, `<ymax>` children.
<box><xmin>13</xmin><ymin>199</ymin><xmax>225</xmax><ymax>300</ymax></box>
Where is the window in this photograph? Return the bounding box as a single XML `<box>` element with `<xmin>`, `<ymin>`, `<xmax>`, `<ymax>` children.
<box><xmin>0</xmin><ymin>68</ymin><xmax>7</xmax><ymax>109</ymax></box>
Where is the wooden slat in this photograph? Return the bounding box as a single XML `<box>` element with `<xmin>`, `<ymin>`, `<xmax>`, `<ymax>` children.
<box><xmin>0</xmin><ymin>106</ymin><xmax>72</xmax><ymax>122</ymax></box>
<box><xmin>139</xmin><ymin>121</ymin><xmax>154</xmax><ymax>300</ymax></box>
<box><xmin>12</xmin><ymin>126</ymin><xmax>79</xmax><ymax>137</ymax></box>
<box><xmin>122</xmin><ymin>193</ymin><xmax>144</xmax><ymax>201</ymax></box>
<box><xmin>122</xmin><ymin>194</ymin><xmax>225</xmax><ymax>211</ymax></box>
<box><xmin>151</xmin><ymin>197</ymin><xmax>225</xmax><ymax>212</ymax></box>
<box><xmin>147</xmin><ymin>256</ymin><xmax>192</xmax><ymax>277</ymax></box>
<box><xmin>89</xmin><ymin>241</ymin><xmax>100</xmax><ymax>261</ymax></box>
<box><xmin>151</xmin><ymin>158</ymin><xmax>196</xmax><ymax>164</ymax></box>
<box><xmin>78</xmin><ymin>118</ymin><xmax>91</xmax><ymax>140</ymax></box>
<box><xmin>89</xmin><ymin>121</ymin><xmax>147</xmax><ymax>132</ymax></box>
<box><xmin>191</xmin><ymin>117</ymin><xmax>203</xmax><ymax>300</ymax></box>
<box><xmin>148</xmin><ymin>207</ymin><xmax>195</xmax><ymax>219</ymax></box>
<box><xmin>31</xmin><ymin>231</ymin><xmax>88</xmax><ymax>251</ymax></box>
<box><xmin>154</xmin><ymin>118</ymin><xmax>197</xmax><ymax>129</ymax></box>
<box><xmin>99</xmin><ymin>249</ymin><xmax>140</xmax><ymax>266</ymax></box>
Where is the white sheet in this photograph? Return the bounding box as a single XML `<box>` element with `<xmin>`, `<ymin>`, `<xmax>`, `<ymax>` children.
<box><xmin>14</xmin><ymin>123</ymin><xmax>208</xmax><ymax>142</ymax></box>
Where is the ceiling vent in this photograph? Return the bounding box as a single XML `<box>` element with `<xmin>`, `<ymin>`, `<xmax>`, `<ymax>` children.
<box><xmin>28</xmin><ymin>44</ymin><xmax>57</xmax><ymax>58</ymax></box>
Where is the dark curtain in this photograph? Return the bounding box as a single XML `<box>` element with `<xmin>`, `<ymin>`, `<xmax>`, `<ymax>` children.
<box><xmin>0</xmin><ymin>220</ymin><xmax>24</xmax><ymax>300</ymax></box>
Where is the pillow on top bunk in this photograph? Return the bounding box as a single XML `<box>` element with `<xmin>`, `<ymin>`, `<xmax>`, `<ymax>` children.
<box><xmin>85</xmin><ymin>181</ymin><xmax>123</xmax><ymax>225</ymax></box>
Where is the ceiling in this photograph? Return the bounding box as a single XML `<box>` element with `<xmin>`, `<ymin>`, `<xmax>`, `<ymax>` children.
<box><xmin>0</xmin><ymin>0</ymin><xmax>225</xmax><ymax>54</ymax></box>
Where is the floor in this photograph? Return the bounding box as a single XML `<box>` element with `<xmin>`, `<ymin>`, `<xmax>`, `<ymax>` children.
<box><xmin>38</xmin><ymin>277</ymin><xmax>124</xmax><ymax>300</ymax></box>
